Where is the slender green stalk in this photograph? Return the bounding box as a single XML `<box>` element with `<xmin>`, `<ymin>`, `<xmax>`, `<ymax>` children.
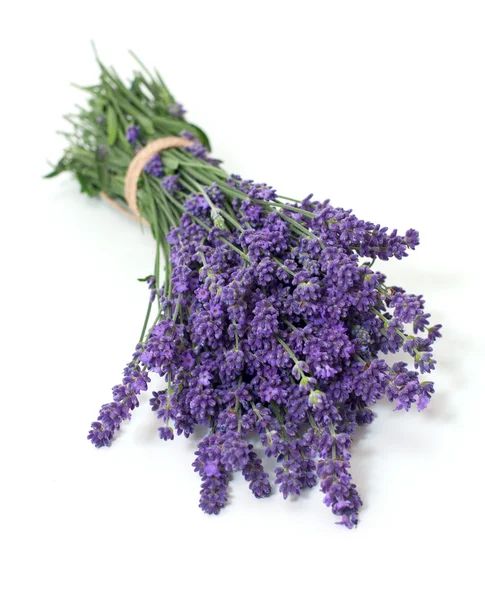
<box><xmin>138</xmin><ymin>299</ymin><xmax>153</xmax><ymax>343</ymax></box>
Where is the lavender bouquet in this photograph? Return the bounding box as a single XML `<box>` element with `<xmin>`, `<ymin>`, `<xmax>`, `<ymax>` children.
<box><xmin>48</xmin><ymin>52</ymin><xmax>441</xmax><ymax>528</ymax></box>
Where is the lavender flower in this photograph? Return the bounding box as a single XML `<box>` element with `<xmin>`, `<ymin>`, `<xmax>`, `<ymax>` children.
<box><xmin>168</xmin><ymin>103</ymin><xmax>186</xmax><ymax>117</ymax></box>
<box><xmin>161</xmin><ymin>174</ymin><xmax>180</xmax><ymax>193</ymax></box>
<box><xmin>158</xmin><ymin>426</ymin><xmax>174</xmax><ymax>441</ymax></box>
<box><xmin>144</xmin><ymin>153</ymin><xmax>163</xmax><ymax>178</ymax></box>
<box><xmin>126</xmin><ymin>124</ymin><xmax>141</xmax><ymax>146</ymax></box>
<box><xmin>242</xmin><ymin>447</ymin><xmax>271</xmax><ymax>498</ymax></box>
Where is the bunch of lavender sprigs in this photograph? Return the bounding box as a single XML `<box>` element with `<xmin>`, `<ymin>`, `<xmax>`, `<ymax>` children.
<box><xmin>48</xmin><ymin>53</ymin><xmax>441</xmax><ymax>528</ymax></box>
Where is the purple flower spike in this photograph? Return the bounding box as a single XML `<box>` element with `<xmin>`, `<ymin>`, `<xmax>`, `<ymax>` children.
<box><xmin>126</xmin><ymin>124</ymin><xmax>140</xmax><ymax>146</ymax></box>
<box><xmin>168</xmin><ymin>103</ymin><xmax>186</xmax><ymax>117</ymax></box>
<box><xmin>158</xmin><ymin>426</ymin><xmax>174</xmax><ymax>441</ymax></box>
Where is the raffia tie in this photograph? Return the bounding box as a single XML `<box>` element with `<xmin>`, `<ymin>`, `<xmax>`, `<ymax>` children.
<box><xmin>100</xmin><ymin>136</ymin><xmax>193</xmax><ymax>222</ymax></box>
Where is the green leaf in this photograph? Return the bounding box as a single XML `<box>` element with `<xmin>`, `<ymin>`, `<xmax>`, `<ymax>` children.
<box><xmin>107</xmin><ymin>106</ymin><xmax>117</xmax><ymax>145</ymax></box>
<box><xmin>94</xmin><ymin>97</ymin><xmax>106</xmax><ymax>115</ymax></box>
<box><xmin>76</xmin><ymin>172</ymin><xmax>98</xmax><ymax>197</ymax></box>
<box><xmin>96</xmin><ymin>153</ymin><xmax>109</xmax><ymax>191</ymax></box>
<box><xmin>187</xmin><ymin>123</ymin><xmax>211</xmax><ymax>151</ymax></box>
<box><xmin>44</xmin><ymin>158</ymin><xmax>67</xmax><ymax>178</ymax></box>
<box><xmin>138</xmin><ymin>114</ymin><xmax>154</xmax><ymax>135</ymax></box>
<box><xmin>154</xmin><ymin>68</ymin><xmax>175</xmax><ymax>105</ymax></box>
<box><xmin>118</xmin><ymin>130</ymin><xmax>132</xmax><ymax>149</ymax></box>
<box><xmin>163</xmin><ymin>155</ymin><xmax>180</xmax><ymax>171</ymax></box>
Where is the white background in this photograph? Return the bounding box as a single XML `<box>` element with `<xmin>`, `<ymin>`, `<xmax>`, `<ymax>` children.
<box><xmin>1</xmin><ymin>1</ymin><xmax>484</xmax><ymax>598</ymax></box>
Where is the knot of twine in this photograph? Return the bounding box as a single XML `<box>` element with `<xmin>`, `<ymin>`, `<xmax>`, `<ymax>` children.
<box><xmin>100</xmin><ymin>136</ymin><xmax>193</xmax><ymax>222</ymax></box>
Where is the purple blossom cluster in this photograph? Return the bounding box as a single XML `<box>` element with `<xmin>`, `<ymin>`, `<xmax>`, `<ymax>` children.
<box><xmin>126</xmin><ymin>124</ymin><xmax>141</xmax><ymax>146</ymax></box>
<box><xmin>168</xmin><ymin>103</ymin><xmax>186</xmax><ymax>118</ymax></box>
<box><xmin>88</xmin><ymin>141</ymin><xmax>441</xmax><ymax>527</ymax></box>
<box><xmin>143</xmin><ymin>153</ymin><xmax>163</xmax><ymax>178</ymax></box>
<box><xmin>88</xmin><ymin>363</ymin><xmax>150</xmax><ymax>447</ymax></box>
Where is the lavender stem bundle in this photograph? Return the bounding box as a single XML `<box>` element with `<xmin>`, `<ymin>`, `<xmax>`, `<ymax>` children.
<box><xmin>48</xmin><ymin>52</ymin><xmax>441</xmax><ymax>528</ymax></box>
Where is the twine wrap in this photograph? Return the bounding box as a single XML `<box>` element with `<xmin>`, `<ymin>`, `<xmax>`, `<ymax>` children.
<box><xmin>101</xmin><ymin>136</ymin><xmax>193</xmax><ymax>221</ymax></box>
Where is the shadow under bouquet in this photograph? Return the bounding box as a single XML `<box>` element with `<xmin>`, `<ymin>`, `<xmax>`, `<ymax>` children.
<box><xmin>48</xmin><ymin>52</ymin><xmax>441</xmax><ymax>528</ymax></box>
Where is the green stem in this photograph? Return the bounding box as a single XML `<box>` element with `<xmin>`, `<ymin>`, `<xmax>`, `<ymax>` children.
<box><xmin>138</xmin><ymin>299</ymin><xmax>153</xmax><ymax>343</ymax></box>
<box><xmin>273</xmin><ymin>258</ymin><xmax>295</xmax><ymax>277</ymax></box>
<box><xmin>180</xmin><ymin>173</ymin><xmax>244</xmax><ymax>232</ymax></box>
<box><xmin>276</xmin><ymin>336</ymin><xmax>299</xmax><ymax>364</ymax></box>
